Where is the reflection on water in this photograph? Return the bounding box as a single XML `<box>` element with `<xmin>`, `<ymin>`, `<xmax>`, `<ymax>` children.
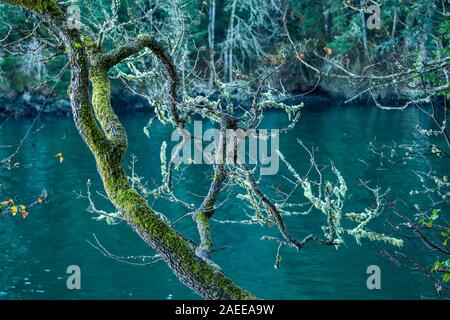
<box><xmin>0</xmin><ymin>101</ymin><xmax>447</xmax><ymax>299</ymax></box>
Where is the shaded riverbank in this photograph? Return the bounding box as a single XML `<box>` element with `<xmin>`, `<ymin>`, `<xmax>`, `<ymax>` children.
<box><xmin>0</xmin><ymin>88</ymin><xmax>413</xmax><ymax>118</ymax></box>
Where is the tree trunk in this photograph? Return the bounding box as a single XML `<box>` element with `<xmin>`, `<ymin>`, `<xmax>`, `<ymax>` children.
<box><xmin>359</xmin><ymin>0</ymin><xmax>369</xmax><ymax>65</ymax></box>
<box><xmin>208</xmin><ymin>0</ymin><xmax>216</xmax><ymax>89</ymax></box>
<box><xmin>391</xmin><ymin>8</ymin><xmax>397</xmax><ymax>38</ymax></box>
<box><xmin>2</xmin><ymin>0</ymin><xmax>256</xmax><ymax>300</ymax></box>
<box><xmin>322</xmin><ymin>0</ymin><xmax>329</xmax><ymax>40</ymax></box>
<box><xmin>226</xmin><ymin>0</ymin><xmax>237</xmax><ymax>83</ymax></box>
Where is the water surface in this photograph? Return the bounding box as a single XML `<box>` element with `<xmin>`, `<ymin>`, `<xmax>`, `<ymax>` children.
<box><xmin>0</xmin><ymin>101</ymin><xmax>446</xmax><ymax>299</ymax></box>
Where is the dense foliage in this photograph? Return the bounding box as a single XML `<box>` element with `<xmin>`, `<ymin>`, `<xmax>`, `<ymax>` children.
<box><xmin>0</xmin><ymin>0</ymin><xmax>448</xmax><ymax>101</ymax></box>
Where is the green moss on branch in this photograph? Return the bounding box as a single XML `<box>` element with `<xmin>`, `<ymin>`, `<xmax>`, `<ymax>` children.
<box><xmin>0</xmin><ymin>1</ymin><xmax>257</xmax><ymax>298</ymax></box>
<box><xmin>2</xmin><ymin>0</ymin><xmax>62</xmax><ymax>17</ymax></box>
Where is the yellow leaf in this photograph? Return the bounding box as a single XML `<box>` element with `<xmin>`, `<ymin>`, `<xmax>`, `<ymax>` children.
<box><xmin>296</xmin><ymin>53</ymin><xmax>305</xmax><ymax>62</ymax></box>
<box><xmin>0</xmin><ymin>201</ymin><xmax>8</xmax><ymax>207</ymax></box>
<box><xmin>55</xmin><ymin>152</ymin><xmax>64</xmax><ymax>164</ymax></box>
<box><xmin>21</xmin><ymin>210</ymin><xmax>28</xmax><ymax>219</ymax></box>
<box><xmin>323</xmin><ymin>47</ymin><xmax>333</xmax><ymax>56</ymax></box>
<box><xmin>38</xmin><ymin>196</ymin><xmax>43</xmax><ymax>205</ymax></box>
<box><xmin>19</xmin><ymin>204</ymin><xmax>26</xmax><ymax>210</ymax></box>
<box><xmin>8</xmin><ymin>199</ymin><xmax>14</xmax><ymax>205</ymax></box>
<box><xmin>10</xmin><ymin>206</ymin><xmax>18</xmax><ymax>216</ymax></box>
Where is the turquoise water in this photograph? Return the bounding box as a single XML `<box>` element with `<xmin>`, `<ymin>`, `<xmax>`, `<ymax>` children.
<box><xmin>0</xmin><ymin>101</ymin><xmax>447</xmax><ymax>299</ymax></box>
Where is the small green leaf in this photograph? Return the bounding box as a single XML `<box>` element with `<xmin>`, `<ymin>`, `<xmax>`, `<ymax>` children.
<box><xmin>443</xmin><ymin>273</ymin><xmax>450</xmax><ymax>283</ymax></box>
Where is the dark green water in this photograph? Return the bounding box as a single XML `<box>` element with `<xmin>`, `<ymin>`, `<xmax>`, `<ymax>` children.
<box><xmin>0</xmin><ymin>102</ymin><xmax>447</xmax><ymax>299</ymax></box>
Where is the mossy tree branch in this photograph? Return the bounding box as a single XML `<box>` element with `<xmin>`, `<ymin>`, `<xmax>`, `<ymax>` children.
<box><xmin>99</xmin><ymin>34</ymin><xmax>184</xmax><ymax>128</ymax></box>
<box><xmin>1</xmin><ymin>0</ymin><xmax>255</xmax><ymax>300</ymax></box>
<box><xmin>192</xmin><ymin>120</ymin><xmax>228</xmax><ymax>265</ymax></box>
